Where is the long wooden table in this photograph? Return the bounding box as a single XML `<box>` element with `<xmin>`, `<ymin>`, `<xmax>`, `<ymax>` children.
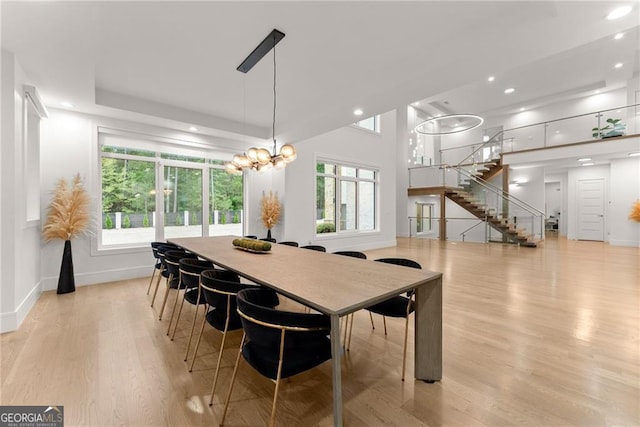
<box><xmin>169</xmin><ymin>236</ymin><xmax>442</xmax><ymax>426</ymax></box>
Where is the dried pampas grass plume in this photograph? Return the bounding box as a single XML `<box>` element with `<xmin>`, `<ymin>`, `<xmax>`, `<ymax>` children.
<box><xmin>43</xmin><ymin>174</ymin><xmax>91</xmax><ymax>241</ymax></box>
<box><xmin>629</xmin><ymin>200</ymin><xmax>640</xmax><ymax>223</ymax></box>
<box><xmin>261</xmin><ymin>191</ymin><xmax>281</xmax><ymax>230</ymax></box>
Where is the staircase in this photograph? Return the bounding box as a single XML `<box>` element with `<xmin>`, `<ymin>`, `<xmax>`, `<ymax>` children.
<box><xmin>448</xmin><ymin>158</ymin><xmax>540</xmax><ymax>247</ymax></box>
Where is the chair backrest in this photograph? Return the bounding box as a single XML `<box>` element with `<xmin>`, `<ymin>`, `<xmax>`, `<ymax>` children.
<box><xmin>374</xmin><ymin>258</ymin><xmax>422</xmax><ymax>270</ymax></box>
<box><xmin>261</xmin><ymin>238</ymin><xmax>277</xmax><ymax>243</ymax></box>
<box><xmin>156</xmin><ymin>244</ymin><xmax>179</xmax><ymax>268</ymax></box>
<box><xmin>179</xmin><ymin>258</ymin><xmax>214</xmax><ymax>289</ymax></box>
<box><xmin>244</xmin><ymin>235</ymin><xmax>258</xmax><ymax>239</ymax></box>
<box><xmin>301</xmin><ymin>245</ymin><xmax>326</xmax><ymax>252</ymax></box>
<box><xmin>164</xmin><ymin>250</ymin><xmax>197</xmax><ymax>275</ymax></box>
<box><xmin>333</xmin><ymin>250</ymin><xmax>367</xmax><ymax>259</ymax></box>
<box><xmin>279</xmin><ymin>241</ymin><xmax>299</xmax><ymax>247</ymax></box>
<box><xmin>237</xmin><ymin>288</ymin><xmax>329</xmax><ymax>351</ymax></box>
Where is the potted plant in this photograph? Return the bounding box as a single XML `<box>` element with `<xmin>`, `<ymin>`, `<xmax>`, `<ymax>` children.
<box><xmin>592</xmin><ymin>118</ymin><xmax>626</xmax><ymax>139</ymax></box>
<box><xmin>43</xmin><ymin>174</ymin><xmax>90</xmax><ymax>294</ymax></box>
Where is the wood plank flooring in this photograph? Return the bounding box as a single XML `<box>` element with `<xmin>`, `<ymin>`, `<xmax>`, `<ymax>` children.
<box><xmin>1</xmin><ymin>236</ymin><xmax>638</xmax><ymax>426</ymax></box>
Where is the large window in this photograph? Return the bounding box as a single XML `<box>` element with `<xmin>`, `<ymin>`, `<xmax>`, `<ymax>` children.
<box><xmin>353</xmin><ymin>115</ymin><xmax>381</xmax><ymax>133</ymax></box>
<box><xmin>99</xmin><ymin>131</ymin><xmax>243</xmax><ymax>248</ymax></box>
<box><xmin>316</xmin><ymin>160</ymin><xmax>378</xmax><ymax>235</ymax></box>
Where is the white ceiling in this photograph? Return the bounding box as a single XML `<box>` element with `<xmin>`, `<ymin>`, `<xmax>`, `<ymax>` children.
<box><xmin>2</xmin><ymin>1</ymin><xmax>639</xmax><ymax>147</ymax></box>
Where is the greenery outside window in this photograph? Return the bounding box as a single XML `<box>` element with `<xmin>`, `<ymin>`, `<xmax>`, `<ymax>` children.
<box><xmin>99</xmin><ymin>132</ymin><xmax>243</xmax><ymax>249</ymax></box>
<box><xmin>316</xmin><ymin>160</ymin><xmax>378</xmax><ymax>235</ymax></box>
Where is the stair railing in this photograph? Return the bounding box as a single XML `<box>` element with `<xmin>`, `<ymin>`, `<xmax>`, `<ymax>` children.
<box><xmin>453</xmin><ymin>166</ymin><xmax>545</xmax><ymax>241</ymax></box>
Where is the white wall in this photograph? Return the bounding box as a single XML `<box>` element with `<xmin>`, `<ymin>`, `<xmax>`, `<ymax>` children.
<box><xmin>283</xmin><ymin>111</ymin><xmax>397</xmax><ymax>252</ymax></box>
<box><xmin>1</xmin><ymin>51</ymin><xmax>42</xmax><ymax>333</ymax></box>
<box><xmin>609</xmin><ymin>157</ymin><xmax>640</xmax><ymax>247</ymax></box>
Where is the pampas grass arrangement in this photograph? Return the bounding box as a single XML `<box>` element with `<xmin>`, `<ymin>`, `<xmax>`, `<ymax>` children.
<box><xmin>629</xmin><ymin>200</ymin><xmax>640</xmax><ymax>222</ymax></box>
<box><xmin>43</xmin><ymin>173</ymin><xmax>90</xmax><ymax>294</ymax></box>
<box><xmin>261</xmin><ymin>191</ymin><xmax>281</xmax><ymax>237</ymax></box>
<box><xmin>43</xmin><ymin>174</ymin><xmax>91</xmax><ymax>241</ymax></box>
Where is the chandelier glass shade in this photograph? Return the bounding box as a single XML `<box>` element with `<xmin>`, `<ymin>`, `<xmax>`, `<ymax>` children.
<box><xmin>414</xmin><ymin>114</ymin><xmax>484</xmax><ymax>135</ymax></box>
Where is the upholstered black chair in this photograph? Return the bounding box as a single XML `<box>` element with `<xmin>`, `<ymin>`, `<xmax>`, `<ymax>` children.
<box><xmin>365</xmin><ymin>257</ymin><xmax>422</xmax><ymax>380</ymax></box>
<box><xmin>332</xmin><ymin>250</ymin><xmax>367</xmax><ymax>349</ymax></box>
<box><xmin>167</xmin><ymin>258</ymin><xmax>214</xmax><ymax>339</ymax></box>
<box><xmin>244</xmin><ymin>235</ymin><xmax>258</xmax><ymax>239</ymax></box>
<box><xmin>279</xmin><ymin>241</ymin><xmax>299</xmax><ymax>247</ymax></box>
<box><xmin>301</xmin><ymin>244</ymin><xmax>326</xmax><ymax>252</ymax></box>
<box><xmin>261</xmin><ymin>237</ymin><xmax>277</xmax><ymax>243</ymax></box>
<box><xmin>147</xmin><ymin>242</ymin><xmax>175</xmax><ymax>295</ymax></box>
<box><xmin>158</xmin><ymin>250</ymin><xmax>197</xmax><ymax>321</ymax></box>
<box><xmin>150</xmin><ymin>243</ymin><xmax>180</xmax><ymax>308</ymax></box>
<box><xmin>220</xmin><ymin>288</ymin><xmax>331</xmax><ymax>427</ymax></box>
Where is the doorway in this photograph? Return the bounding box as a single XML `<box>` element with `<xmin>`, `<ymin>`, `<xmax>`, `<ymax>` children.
<box><xmin>416</xmin><ymin>203</ymin><xmax>434</xmax><ymax>234</ymax></box>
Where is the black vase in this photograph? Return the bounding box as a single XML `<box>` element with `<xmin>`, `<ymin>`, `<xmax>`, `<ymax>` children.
<box><xmin>266</xmin><ymin>229</ymin><xmax>272</xmax><ymax>240</ymax></box>
<box><xmin>57</xmin><ymin>240</ymin><xmax>76</xmax><ymax>294</ymax></box>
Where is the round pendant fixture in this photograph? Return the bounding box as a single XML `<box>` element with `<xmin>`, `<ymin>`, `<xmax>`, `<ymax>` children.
<box><xmin>414</xmin><ymin>114</ymin><xmax>484</xmax><ymax>135</ymax></box>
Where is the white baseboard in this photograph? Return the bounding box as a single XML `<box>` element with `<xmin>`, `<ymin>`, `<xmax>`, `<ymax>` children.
<box><xmin>0</xmin><ymin>281</ymin><xmax>42</xmax><ymax>334</ymax></box>
<box><xmin>41</xmin><ymin>265</ymin><xmax>151</xmax><ymax>291</ymax></box>
<box><xmin>609</xmin><ymin>239</ymin><xmax>640</xmax><ymax>247</ymax></box>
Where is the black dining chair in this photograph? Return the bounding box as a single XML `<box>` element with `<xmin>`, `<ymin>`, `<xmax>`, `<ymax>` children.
<box><xmin>158</xmin><ymin>250</ymin><xmax>198</xmax><ymax>321</ymax></box>
<box><xmin>167</xmin><ymin>258</ymin><xmax>214</xmax><ymax>339</ymax></box>
<box><xmin>332</xmin><ymin>251</ymin><xmax>367</xmax><ymax>350</ymax></box>
<box><xmin>301</xmin><ymin>244</ymin><xmax>326</xmax><ymax>252</ymax></box>
<box><xmin>150</xmin><ymin>243</ymin><xmax>179</xmax><ymax>308</ymax></box>
<box><xmin>278</xmin><ymin>241</ymin><xmax>299</xmax><ymax>247</ymax></box>
<box><xmin>220</xmin><ymin>287</ymin><xmax>331</xmax><ymax>427</ymax></box>
<box><xmin>147</xmin><ymin>242</ymin><xmax>175</xmax><ymax>295</ymax></box>
<box><xmin>365</xmin><ymin>257</ymin><xmax>422</xmax><ymax>381</ymax></box>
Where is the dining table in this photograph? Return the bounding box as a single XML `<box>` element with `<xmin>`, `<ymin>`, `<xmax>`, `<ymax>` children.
<box><xmin>169</xmin><ymin>235</ymin><xmax>442</xmax><ymax>427</ymax></box>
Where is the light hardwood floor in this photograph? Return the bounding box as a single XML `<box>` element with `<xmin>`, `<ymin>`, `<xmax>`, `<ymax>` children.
<box><xmin>1</xmin><ymin>236</ymin><xmax>638</xmax><ymax>426</ymax></box>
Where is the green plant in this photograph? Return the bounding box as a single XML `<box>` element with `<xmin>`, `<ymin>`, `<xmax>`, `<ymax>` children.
<box><xmin>122</xmin><ymin>214</ymin><xmax>131</xmax><ymax>229</ymax></box>
<box><xmin>209</xmin><ymin>214</ymin><xmax>213</xmax><ymax>225</ymax></box>
<box><xmin>142</xmin><ymin>213</ymin><xmax>150</xmax><ymax>228</ymax></box>
<box><xmin>191</xmin><ymin>212</ymin><xmax>197</xmax><ymax>225</ymax></box>
<box><xmin>220</xmin><ymin>212</ymin><xmax>227</xmax><ymax>224</ymax></box>
<box><xmin>592</xmin><ymin>118</ymin><xmax>626</xmax><ymax>138</ymax></box>
<box><xmin>232</xmin><ymin>212</ymin><xmax>240</xmax><ymax>224</ymax></box>
<box><xmin>104</xmin><ymin>214</ymin><xmax>113</xmax><ymax>229</ymax></box>
<box><xmin>316</xmin><ymin>222</ymin><xmax>336</xmax><ymax>234</ymax></box>
<box><xmin>175</xmin><ymin>215</ymin><xmax>182</xmax><ymax>226</ymax></box>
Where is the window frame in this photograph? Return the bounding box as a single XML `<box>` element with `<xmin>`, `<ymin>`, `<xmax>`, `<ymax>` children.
<box><xmin>352</xmin><ymin>114</ymin><xmax>381</xmax><ymax>133</ymax></box>
<box><xmin>315</xmin><ymin>156</ymin><xmax>379</xmax><ymax>238</ymax></box>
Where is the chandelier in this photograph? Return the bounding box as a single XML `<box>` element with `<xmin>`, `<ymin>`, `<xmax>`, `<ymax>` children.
<box><xmin>225</xmin><ymin>29</ymin><xmax>296</xmax><ymax>174</ymax></box>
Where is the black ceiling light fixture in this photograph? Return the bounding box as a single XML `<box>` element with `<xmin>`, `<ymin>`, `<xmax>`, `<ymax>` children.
<box><xmin>226</xmin><ymin>29</ymin><xmax>296</xmax><ymax>174</ymax></box>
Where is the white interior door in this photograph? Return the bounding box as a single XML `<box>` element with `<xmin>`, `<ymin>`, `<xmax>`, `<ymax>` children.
<box><xmin>577</xmin><ymin>179</ymin><xmax>604</xmax><ymax>241</ymax></box>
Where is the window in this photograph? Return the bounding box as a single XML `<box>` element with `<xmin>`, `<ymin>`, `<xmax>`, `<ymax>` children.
<box><xmin>316</xmin><ymin>160</ymin><xmax>378</xmax><ymax>235</ymax></box>
<box><xmin>99</xmin><ymin>131</ymin><xmax>243</xmax><ymax>248</ymax></box>
<box><xmin>353</xmin><ymin>115</ymin><xmax>380</xmax><ymax>133</ymax></box>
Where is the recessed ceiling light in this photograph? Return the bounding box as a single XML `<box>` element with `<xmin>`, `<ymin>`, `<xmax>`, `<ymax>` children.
<box><xmin>189</xmin><ymin>126</ymin><xmax>198</xmax><ymax>132</ymax></box>
<box><xmin>582</xmin><ymin>162</ymin><xmax>595</xmax><ymax>167</ymax></box>
<box><xmin>614</xmin><ymin>32</ymin><xmax>624</xmax><ymax>40</ymax></box>
<box><xmin>606</xmin><ymin>6</ymin><xmax>632</xmax><ymax>20</ymax></box>
<box><xmin>504</xmin><ymin>88</ymin><xmax>515</xmax><ymax>94</ymax></box>
<box><xmin>354</xmin><ymin>109</ymin><xmax>363</xmax><ymax>116</ymax></box>
<box><xmin>60</xmin><ymin>101</ymin><xmax>74</xmax><ymax>108</ymax></box>
<box><xmin>578</xmin><ymin>158</ymin><xmax>592</xmax><ymax>162</ymax></box>
<box><xmin>629</xmin><ymin>152</ymin><xmax>640</xmax><ymax>157</ymax></box>
<box><xmin>614</xmin><ymin>62</ymin><xmax>624</xmax><ymax>69</ymax></box>
<box><xmin>483</xmin><ymin>135</ymin><xmax>490</xmax><ymax>142</ymax></box>
<box><xmin>488</xmin><ymin>76</ymin><xmax>495</xmax><ymax>82</ymax></box>
<box><xmin>555</xmin><ymin>130</ymin><xmax>561</xmax><ymax>134</ymax></box>
<box><xmin>595</xmin><ymin>90</ymin><xmax>601</xmax><ymax>94</ymax></box>
<box><xmin>519</xmin><ymin>107</ymin><xmax>525</xmax><ymax>112</ymax></box>
<box><xmin>413</xmin><ymin>101</ymin><xmax>420</xmax><ymax>106</ymax></box>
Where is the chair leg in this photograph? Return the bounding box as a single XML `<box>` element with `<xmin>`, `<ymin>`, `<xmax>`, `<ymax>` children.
<box><xmin>189</xmin><ymin>309</ymin><xmax>208</xmax><ymax>372</ymax></box>
<box><xmin>158</xmin><ymin>273</ymin><xmax>173</xmax><ymax>321</ymax></box>
<box><xmin>184</xmin><ymin>293</ymin><xmax>204</xmax><ymax>362</ymax></box>
<box><xmin>150</xmin><ymin>270</ymin><xmax>163</xmax><ymax>307</ymax></box>
<box><xmin>146</xmin><ymin>266</ymin><xmax>157</xmax><ymax>294</ymax></box>
<box><xmin>208</xmin><ymin>328</ymin><xmax>229</xmax><ymax>405</ymax></box>
<box><xmin>402</xmin><ymin>316</ymin><xmax>410</xmax><ymax>381</ymax></box>
<box><xmin>369</xmin><ymin>311</ymin><xmax>375</xmax><ymax>330</ymax></box>
<box><xmin>220</xmin><ymin>334</ymin><xmax>246</xmax><ymax>426</ymax></box>
<box><xmin>269</xmin><ymin>329</ymin><xmax>286</xmax><ymax>427</ymax></box>
<box><xmin>166</xmin><ymin>282</ymin><xmax>183</xmax><ymax>335</ymax></box>
<box><xmin>170</xmin><ymin>292</ymin><xmax>188</xmax><ymax>340</ymax></box>
<box><xmin>383</xmin><ymin>316</ymin><xmax>387</xmax><ymax>335</ymax></box>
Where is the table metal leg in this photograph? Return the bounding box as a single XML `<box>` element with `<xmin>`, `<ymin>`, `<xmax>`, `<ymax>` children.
<box><xmin>330</xmin><ymin>314</ymin><xmax>343</xmax><ymax>427</ymax></box>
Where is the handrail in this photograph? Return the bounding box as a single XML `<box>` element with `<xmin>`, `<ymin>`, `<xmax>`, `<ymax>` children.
<box><xmin>459</xmin><ymin>220</ymin><xmax>484</xmax><ymax>237</ymax></box>
<box><xmin>454</xmin><ymin>103</ymin><xmax>640</xmax><ymax>166</ymax></box>
<box><xmin>455</xmin><ymin>166</ymin><xmax>545</xmax><ymax>217</ymax></box>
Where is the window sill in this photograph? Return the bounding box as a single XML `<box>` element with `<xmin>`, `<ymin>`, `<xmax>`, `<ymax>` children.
<box><xmin>315</xmin><ymin>230</ymin><xmax>380</xmax><ymax>241</ymax></box>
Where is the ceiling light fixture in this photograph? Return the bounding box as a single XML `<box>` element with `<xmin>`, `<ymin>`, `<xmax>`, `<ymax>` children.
<box><xmin>354</xmin><ymin>108</ymin><xmax>364</xmax><ymax>116</ymax></box>
<box><xmin>614</xmin><ymin>32</ymin><xmax>624</xmax><ymax>40</ymax></box>
<box><xmin>628</xmin><ymin>152</ymin><xmax>640</xmax><ymax>157</ymax></box>
<box><xmin>606</xmin><ymin>6</ymin><xmax>632</xmax><ymax>20</ymax></box>
<box><xmin>519</xmin><ymin>107</ymin><xmax>526</xmax><ymax>112</ymax></box>
<box><xmin>414</xmin><ymin>113</ymin><xmax>484</xmax><ymax>135</ymax></box>
<box><xmin>189</xmin><ymin>126</ymin><xmax>198</xmax><ymax>132</ymax></box>
<box><xmin>60</xmin><ymin>101</ymin><xmax>74</xmax><ymax>108</ymax></box>
<box><xmin>488</xmin><ymin>76</ymin><xmax>495</xmax><ymax>82</ymax></box>
<box><xmin>504</xmin><ymin>88</ymin><xmax>515</xmax><ymax>94</ymax></box>
<box><xmin>225</xmin><ymin>29</ymin><xmax>296</xmax><ymax>174</ymax></box>
<box><xmin>582</xmin><ymin>162</ymin><xmax>595</xmax><ymax>166</ymax></box>
<box><xmin>614</xmin><ymin>62</ymin><xmax>624</xmax><ymax>69</ymax></box>
<box><xmin>578</xmin><ymin>157</ymin><xmax>592</xmax><ymax>162</ymax></box>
